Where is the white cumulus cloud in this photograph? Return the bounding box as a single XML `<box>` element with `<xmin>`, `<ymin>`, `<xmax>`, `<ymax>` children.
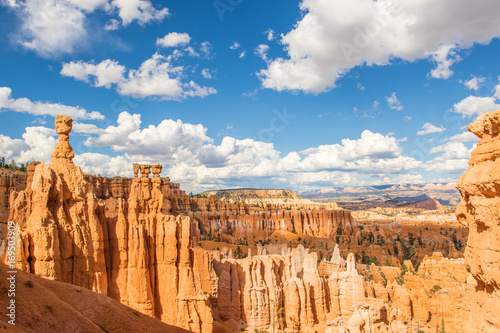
<box><xmin>417</xmin><ymin>123</ymin><xmax>446</xmax><ymax>136</ymax></box>
<box><xmin>201</xmin><ymin>68</ymin><xmax>212</xmax><ymax>79</ymax></box>
<box><xmin>110</xmin><ymin>0</ymin><xmax>169</xmax><ymax>26</ymax></box>
<box><xmin>2</xmin><ymin>0</ymin><xmax>169</xmax><ymax>57</ymax></box>
<box><xmin>0</xmin><ymin>126</ymin><xmax>57</xmax><ymax>164</ymax></box>
<box><xmin>445</xmin><ymin>131</ymin><xmax>479</xmax><ymax>143</ymax></box>
<box><xmin>464</xmin><ymin>76</ymin><xmax>486</xmax><ymax>90</ymax></box>
<box><xmin>428</xmin><ymin>44</ymin><xmax>461</xmax><ymax>79</ymax></box>
<box><xmin>61</xmin><ymin>53</ymin><xmax>216</xmax><ymax>100</ymax></box>
<box><xmin>0</xmin><ymin>86</ymin><xmax>104</xmax><ymax>120</ymax></box>
<box><xmin>229</xmin><ymin>42</ymin><xmax>240</xmax><ymax>50</ymax></box>
<box><xmin>72</xmin><ymin>112</ymin><xmax>422</xmax><ymax>191</ymax></box>
<box><xmin>60</xmin><ymin>59</ymin><xmax>125</xmax><ymax>88</ymax></box>
<box><xmin>424</xmin><ymin>141</ymin><xmax>472</xmax><ymax>173</ymax></box>
<box><xmin>156</xmin><ymin>32</ymin><xmax>191</xmax><ymax>48</ymax></box>
<box><xmin>254</xmin><ymin>44</ymin><xmax>270</xmax><ymax>61</ymax></box>
<box><xmin>258</xmin><ymin>0</ymin><xmax>500</xmax><ymax>93</ymax></box>
<box><xmin>453</xmin><ymin>96</ymin><xmax>500</xmax><ymax>117</ymax></box>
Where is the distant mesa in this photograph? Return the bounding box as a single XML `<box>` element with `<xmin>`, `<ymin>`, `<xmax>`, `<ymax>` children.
<box><xmin>199</xmin><ymin>188</ymin><xmax>339</xmax><ymax>209</ymax></box>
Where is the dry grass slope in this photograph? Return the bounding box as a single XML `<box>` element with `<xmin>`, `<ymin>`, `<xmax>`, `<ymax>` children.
<box><xmin>0</xmin><ymin>264</ymin><xmax>191</xmax><ymax>333</ymax></box>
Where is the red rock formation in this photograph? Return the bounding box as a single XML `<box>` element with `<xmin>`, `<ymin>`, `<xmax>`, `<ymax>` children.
<box><xmin>215</xmin><ymin>243</ymin><xmax>470</xmax><ymax>332</ymax></box>
<box><xmin>0</xmin><ymin>170</ymin><xmax>27</xmax><ymax>223</ymax></box>
<box><xmin>456</xmin><ymin>110</ymin><xmax>500</xmax><ymax>332</ymax></box>
<box><xmin>8</xmin><ymin>116</ymin><xmax>213</xmax><ymax>333</ymax></box>
<box><xmin>216</xmin><ymin>245</ymin><xmax>332</xmax><ymax>332</ymax></box>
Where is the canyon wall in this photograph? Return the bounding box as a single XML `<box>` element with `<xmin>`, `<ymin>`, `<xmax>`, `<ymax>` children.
<box><xmin>456</xmin><ymin>110</ymin><xmax>500</xmax><ymax>332</ymax></box>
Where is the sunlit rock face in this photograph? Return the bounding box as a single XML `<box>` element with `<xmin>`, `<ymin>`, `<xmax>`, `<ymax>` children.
<box><xmin>8</xmin><ymin>116</ymin><xmax>214</xmax><ymax>333</ymax></box>
<box><xmin>456</xmin><ymin>110</ymin><xmax>500</xmax><ymax>332</ymax></box>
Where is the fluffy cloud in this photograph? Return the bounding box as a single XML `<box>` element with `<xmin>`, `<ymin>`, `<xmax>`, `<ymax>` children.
<box><xmin>156</xmin><ymin>32</ymin><xmax>191</xmax><ymax>48</ymax></box>
<box><xmin>0</xmin><ymin>126</ymin><xmax>57</xmax><ymax>164</ymax></box>
<box><xmin>445</xmin><ymin>131</ymin><xmax>479</xmax><ymax>143</ymax></box>
<box><xmin>111</xmin><ymin>0</ymin><xmax>169</xmax><ymax>26</ymax></box>
<box><xmin>72</xmin><ymin>112</ymin><xmax>422</xmax><ymax>190</ymax></box>
<box><xmin>386</xmin><ymin>92</ymin><xmax>403</xmax><ymax>111</ymax></box>
<box><xmin>0</xmin><ymin>86</ymin><xmax>104</xmax><ymax>119</ymax></box>
<box><xmin>297</xmin><ymin>130</ymin><xmax>420</xmax><ymax>174</ymax></box>
<box><xmin>254</xmin><ymin>44</ymin><xmax>270</xmax><ymax>61</ymax></box>
<box><xmin>258</xmin><ymin>0</ymin><xmax>500</xmax><ymax>93</ymax></box>
<box><xmin>74</xmin><ymin>153</ymin><xmax>132</xmax><ymax>177</ymax></box>
<box><xmin>5</xmin><ymin>111</ymin><xmax>467</xmax><ymax>191</ymax></box>
<box><xmin>60</xmin><ymin>59</ymin><xmax>125</xmax><ymax>88</ymax></box>
<box><xmin>417</xmin><ymin>123</ymin><xmax>446</xmax><ymax>135</ymax></box>
<box><xmin>452</xmin><ymin>96</ymin><xmax>500</xmax><ymax>117</ymax></box>
<box><xmin>61</xmin><ymin>53</ymin><xmax>216</xmax><ymax>100</ymax></box>
<box><xmin>464</xmin><ymin>76</ymin><xmax>486</xmax><ymax>90</ymax></box>
<box><xmin>424</xmin><ymin>141</ymin><xmax>472</xmax><ymax>173</ymax></box>
<box><xmin>266</xmin><ymin>29</ymin><xmax>275</xmax><ymax>41</ymax></box>
<box><xmin>201</xmin><ymin>68</ymin><xmax>212</xmax><ymax>79</ymax></box>
<box><xmin>84</xmin><ymin>111</ymin><xmax>212</xmax><ymax>162</ymax></box>
<box><xmin>428</xmin><ymin>44</ymin><xmax>460</xmax><ymax>79</ymax></box>
<box><xmin>6</xmin><ymin>0</ymin><xmax>88</xmax><ymax>57</ymax></box>
<box><xmin>2</xmin><ymin>0</ymin><xmax>169</xmax><ymax>57</ymax></box>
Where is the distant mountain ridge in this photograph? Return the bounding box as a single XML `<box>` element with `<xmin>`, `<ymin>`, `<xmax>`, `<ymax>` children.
<box><xmin>299</xmin><ymin>182</ymin><xmax>460</xmax><ymax>206</ymax></box>
<box><xmin>392</xmin><ymin>194</ymin><xmax>431</xmax><ymax>202</ymax></box>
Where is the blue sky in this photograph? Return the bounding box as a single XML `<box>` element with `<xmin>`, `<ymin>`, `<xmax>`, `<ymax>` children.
<box><xmin>1</xmin><ymin>0</ymin><xmax>500</xmax><ymax>193</ymax></box>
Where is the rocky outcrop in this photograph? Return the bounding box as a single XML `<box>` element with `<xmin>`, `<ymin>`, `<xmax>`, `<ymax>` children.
<box><xmin>456</xmin><ymin>110</ymin><xmax>500</xmax><ymax>332</ymax></box>
<box><xmin>216</xmin><ymin>245</ymin><xmax>331</xmax><ymax>332</ymax></box>
<box><xmin>215</xmin><ymin>243</ymin><xmax>470</xmax><ymax>332</ymax></box>
<box><xmin>403</xmin><ymin>253</ymin><xmax>469</xmax><ymax>332</ymax></box>
<box><xmin>0</xmin><ymin>170</ymin><xmax>26</xmax><ymax>223</ymax></box>
<box><xmin>8</xmin><ymin>116</ymin><xmax>213</xmax><ymax>333</ymax></box>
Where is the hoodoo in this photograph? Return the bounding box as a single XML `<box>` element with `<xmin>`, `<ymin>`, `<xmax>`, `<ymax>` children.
<box><xmin>8</xmin><ymin>115</ymin><xmax>214</xmax><ymax>333</ymax></box>
<box><xmin>456</xmin><ymin>110</ymin><xmax>500</xmax><ymax>332</ymax></box>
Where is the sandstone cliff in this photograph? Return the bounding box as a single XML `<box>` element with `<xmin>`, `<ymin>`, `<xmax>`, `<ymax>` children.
<box><xmin>8</xmin><ymin>116</ymin><xmax>213</xmax><ymax>333</ymax></box>
<box><xmin>456</xmin><ymin>110</ymin><xmax>500</xmax><ymax>332</ymax></box>
<box><xmin>215</xmin><ymin>244</ymin><xmax>470</xmax><ymax>332</ymax></box>
<box><xmin>0</xmin><ymin>169</ymin><xmax>26</xmax><ymax>223</ymax></box>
